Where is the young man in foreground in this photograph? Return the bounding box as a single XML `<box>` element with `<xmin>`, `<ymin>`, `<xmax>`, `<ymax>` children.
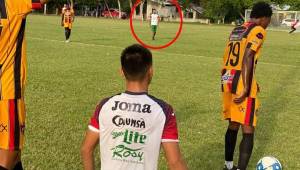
<box><xmin>0</xmin><ymin>0</ymin><xmax>46</xmax><ymax>169</ymax></box>
<box><xmin>81</xmin><ymin>44</ymin><xmax>187</xmax><ymax>170</ymax></box>
<box><xmin>150</xmin><ymin>8</ymin><xmax>160</xmax><ymax>40</ymax></box>
<box><xmin>221</xmin><ymin>2</ymin><xmax>272</xmax><ymax>170</ymax></box>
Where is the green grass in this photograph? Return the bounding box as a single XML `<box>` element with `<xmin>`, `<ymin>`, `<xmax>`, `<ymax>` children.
<box><xmin>23</xmin><ymin>15</ymin><xmax>300</xmax><ymax>169</ymax></box>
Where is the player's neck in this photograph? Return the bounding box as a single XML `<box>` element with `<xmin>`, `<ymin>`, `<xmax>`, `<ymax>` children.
<box><xmin>249</xmin><ymin>18</ymin><xmax>260</xmax><ymax>25</ymax></box>
<box><xmin>125</xmin><ymin>81</ymin><xmax>149</xmax><ymax>93</ymax></box>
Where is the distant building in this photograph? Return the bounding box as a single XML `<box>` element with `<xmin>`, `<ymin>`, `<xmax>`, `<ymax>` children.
<box><xmin>146</xmin><ymin>0</ymin><xmax>176</xmax><ymax>20</ymax></box>
<box><xmin>146</xmin><ymin>0</ymin><xmax>208</xmax><ymax>23</ymax></box>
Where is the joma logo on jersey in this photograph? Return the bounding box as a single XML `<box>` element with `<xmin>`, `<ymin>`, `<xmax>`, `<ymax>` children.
<box><xmin>112</xmin><ymin>101</ymin><xmax>151</xmax><ymax>113</ymax></box>
<box><xmin>112</xmin><ymin>115</ymin><xmax>146</xmax><ymax>129</ymax></box>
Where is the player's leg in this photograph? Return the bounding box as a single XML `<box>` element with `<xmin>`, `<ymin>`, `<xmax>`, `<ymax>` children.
<box><xmin>151</xmin><ymin>25</ymin><xmax>157</xmax><ymax>40</ymax></box>
<box><xmin>68</xmin><ymin>28</ymin><xmax>72</xmax><ymax>40</ymax></box>
<box><xmin>64</xmin><ymin>27</ymin><xmax>68</xmax><ymax>40</ymax></box>
<box><xmin>289</xmin><ymin>27</ymin><xmax>296</xmax><ymax>34</ymax></box>
<box><xmin>0</xmin><ymin>150</ymin><xmax>22</xmax><ymax>170</ymax></box>
<box><xmin>66</xmin><ymin>28</ymin><xmax>72</xmax><ymax>42</ymax></box>
<box><xmin>237</xmin><ymin>125</ymin><xmax>255</xmax><ymax>170</ymax></box>
<box><xmin>152</xmin><ymin>30</ymin><xmax>155</xmax><ymax>40</ymax></box>
<box><xmin>224</xmin><ymin>121</ymin><xmax>239</xmax><ymax>170</ymax></box>
<box><xmin>237</xmin><ymin>97</ymin><xmax>258</xmax><ymax>170</ymax></box>
<box><xmin>223</xmin><ymin>92</ymin><xmax>238</xmax><ymax>170</ymax></box>
<box><xmin>13</xmin><ymin>153</ymin><xmax>22</xmax><ymax>170</ymax></box>
<box><xmin>0</xmin><ymin>99</ymin><xmax>25</xmax><ymax>170</ymax></box>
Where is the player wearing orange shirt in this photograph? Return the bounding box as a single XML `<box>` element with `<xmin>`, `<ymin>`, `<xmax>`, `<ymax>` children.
<box><xmin>61</xmin><ymin>5</ymin><xmax>74</xmax><ymax>43</ymax></box>
<box><xmin>0</xmin><ymin>0</ymin><xmax>47</xmax><ymax>169</ymax></box>
<box><xmin>221</xmin><ymin>2</ymin><xmax>273</xmax><ymax>170</ymax></box>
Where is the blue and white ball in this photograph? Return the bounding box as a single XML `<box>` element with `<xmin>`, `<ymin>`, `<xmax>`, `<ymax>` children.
<box><xmin>256</xmin><ymin>156</ymin><xmax>282</xmax><ymax>170</ymax></box>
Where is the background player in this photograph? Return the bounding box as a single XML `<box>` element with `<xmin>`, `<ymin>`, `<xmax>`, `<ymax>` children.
<box><xmin>289</xmin><ymin>19</ymin><xmax>299</xmax><ymax>34</ymax></box>
<box><xmin>80</xmin><ymin>44</ymin><xmax>187</xmax><ymax>170</ymax></box>
<box><xmin>61</xmin><ymin>5</ymin><xmax>74</xmax><ymax>43</ymax></box>
<box><xmin>221</xmin><ymin>2</ymin><xmax>272</xmax><ymax>170</ymax></box>
<box><xmin>150</xmin><ymin>8</ymin><xmax>160</xmax><ymax>40</ymax></box>
<box><xmin>0</xmin><ymin>0</ymin><xmax>47</xmax><ymax>169</ymax></box>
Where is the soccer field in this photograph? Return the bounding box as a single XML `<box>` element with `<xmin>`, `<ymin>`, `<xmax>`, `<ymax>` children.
<box><xmin>23</xmin><ymin>15</ymin><xmax>300</xmax><ymax>169</ymax></box>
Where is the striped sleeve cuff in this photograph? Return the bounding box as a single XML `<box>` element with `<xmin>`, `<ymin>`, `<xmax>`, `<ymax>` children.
<box><xmin>162</xmin><ymin>139</ymin><xmax>179</xmax><ymax>143</ymax></box>
<box><xmin>88</xmin><ymin>125</ymin><xmax>100</xmax><ymax>133</ymax></box>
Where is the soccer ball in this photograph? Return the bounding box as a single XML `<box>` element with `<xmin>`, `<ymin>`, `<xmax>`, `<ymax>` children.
<box><xmin>256</xmin><ymin>156</ymin><xmax>282</xmax><ymax>170</ymax></box>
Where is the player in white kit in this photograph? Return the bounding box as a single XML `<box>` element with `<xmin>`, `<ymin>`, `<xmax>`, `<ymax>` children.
<box><xmin>81</xmin><ymin>44</ymin><xmax>187</xmax><ymax>170</ymax></box>
<box><xmin>150</xmin><ymin>8</ymin><xmax>160</xmax><ymax>40</ymax></box>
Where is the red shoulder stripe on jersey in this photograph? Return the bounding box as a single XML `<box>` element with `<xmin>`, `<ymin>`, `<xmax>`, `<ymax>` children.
<box><xmin>90</xmin><ymin>117</ymin><xmax>99</xmax><ymax>130</ymax></box>
<box><xmin>161</xmin><ymin>105</ymin><xmax>178</xmax><ymax>140</ymax></box>
<box><xmin>146</xmin><ymin>95</ymin><xmax>179</xmax><ymax>140</ymax></box>
<box><xmin>89</xmin><ymin>97</ymin><xmax>111</xmax><ymax>130</ymax></box>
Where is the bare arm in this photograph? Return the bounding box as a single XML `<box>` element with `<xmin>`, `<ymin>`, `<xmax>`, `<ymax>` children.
<box><xmin>72</xmin><ymin>12</ymin><xmax>75</xmax><ymax>22</ymax></box>
<box><xmin>162</xmin><ymin>142</ymin><xmax>188</xmax><ymax>170</ymax></box>
<box><xmin>234</xmin><ymin>48</ymin><xmax>255</xmax><ymax>104</ymax></box>
<box><xmin>61</xmin><ymin>13</ymin><xmax>64</xmax><ymax>26</ymax></box>
<box><xmin>81</xmin><ymin>130</ymin><xmax>99</xmax><ymax>170</ymax></box>
<box><xmin>71</xmin><ymin>8</ymin><xmax>75</xmax><ymax>22</ymax></box>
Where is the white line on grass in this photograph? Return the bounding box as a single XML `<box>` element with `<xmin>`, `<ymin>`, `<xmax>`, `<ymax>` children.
<box><xmin>28</xmin><ymin>36</ymin><xmax>123</xmax><ymax>49</ymax></box>
<box><xmin>27</xmin><ymin>36</ymin><xmax>299</xmax><ymax>68</ymax></box>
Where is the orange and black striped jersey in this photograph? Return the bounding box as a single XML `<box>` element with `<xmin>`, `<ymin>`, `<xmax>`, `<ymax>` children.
<box><xmin>0</xmin><ymin>0</ymin><xmax>41</xmax><ymax>100</ymax></box>
<box><xmin>63</xmin><ymin>9</ymin><xmax>74</xmax><ymax>28</ymax></box>
<box><xmin>221</xmin><ymin>22</ymin><xmax>266</xmax><ymax>98</ymax></box>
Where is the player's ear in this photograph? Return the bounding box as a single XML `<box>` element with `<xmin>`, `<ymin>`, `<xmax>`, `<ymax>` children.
<box><xmin>148</xmin><ymin>66</ymin><xmax>153</xmax><ymax>78</ymax></box>
<box><xmin>119</xmin><ymin>68</ymin><xmax>125</xmax><ymax>78</ymax></box>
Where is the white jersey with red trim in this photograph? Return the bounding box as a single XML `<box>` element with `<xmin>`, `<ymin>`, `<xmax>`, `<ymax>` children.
<box><xmin>151</xmin><ymin>13</ymin><xmax>159</xmax><ymax>26</ymax></box>
<box><xmin>88</xmin><ymin>91</ymin><xmax>179</xmax><ymax>170</ymax></box>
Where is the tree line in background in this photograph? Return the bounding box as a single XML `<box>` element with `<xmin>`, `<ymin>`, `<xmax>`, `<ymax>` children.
<box><xmin>184</xmin><ymin>0</ymin><xmax>300</xmax><ymax>22</ymax></box>
<box><xmin>45</xmin><ymin>0</ymin><xmax>300</xmax><ymax>23</ymax></box>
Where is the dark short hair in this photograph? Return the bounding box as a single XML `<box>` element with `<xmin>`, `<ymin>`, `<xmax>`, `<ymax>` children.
<box><xmin>250</xmin><ymin>2</ymin><xmax>273</xmax><ymax>19</ymax></box>
<box><xmin>121</xmin><ymin>44</ymin><xmax>152</xmax><ymax>81</ymax></box>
